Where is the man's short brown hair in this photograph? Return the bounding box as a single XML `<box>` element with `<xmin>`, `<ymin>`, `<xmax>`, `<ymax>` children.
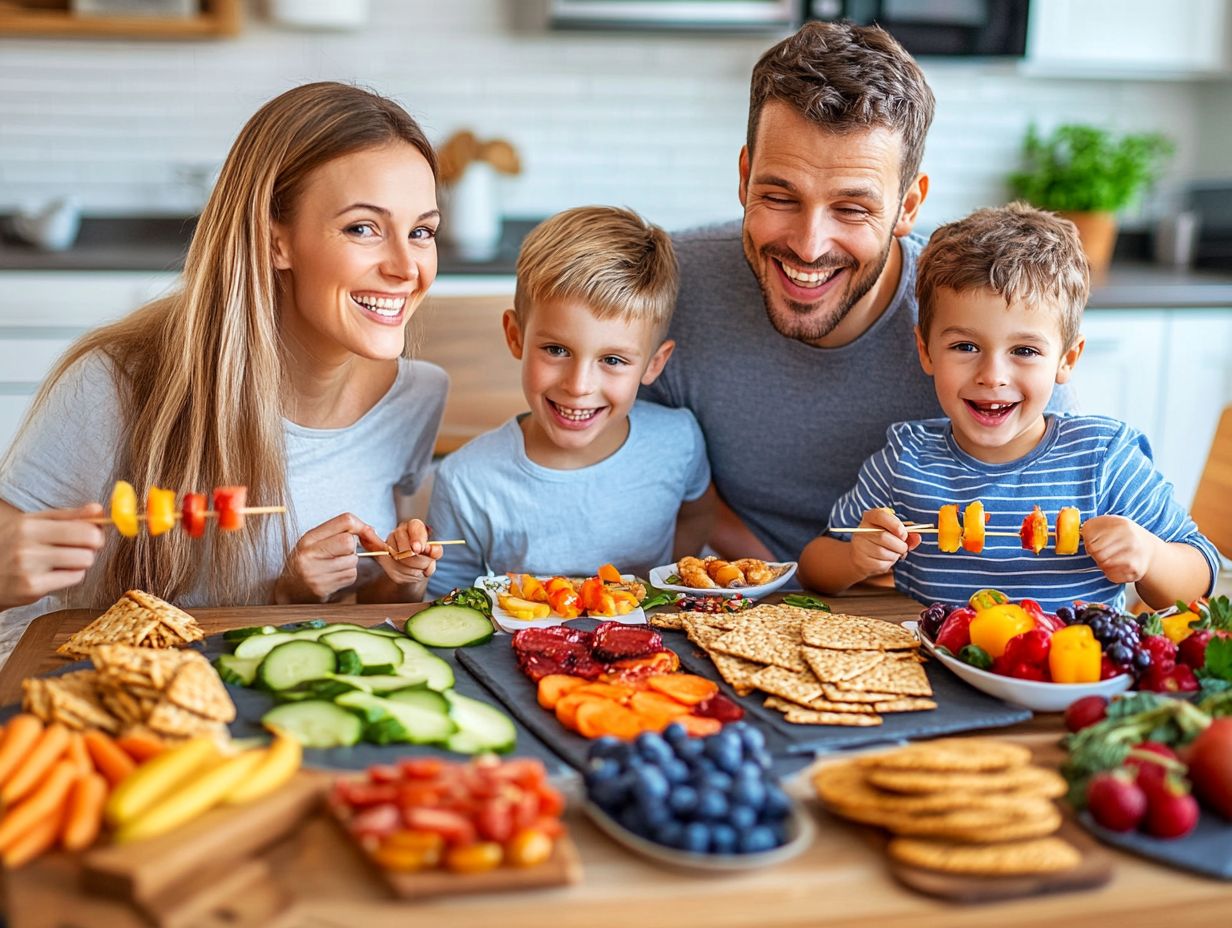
<box><xmin>747</xmin><ymin>21</ymin><xmax>935</xmax><ymax>195</ymax></box>
<box><xmin>513</xmin><ymin>206</ymin><xmax>678</xmax><ymax>341</ymax></box>
<box><xmin>916</xmin><ymin>202</ymin><xmax>1090</xmax><ymax>350</ymax></box>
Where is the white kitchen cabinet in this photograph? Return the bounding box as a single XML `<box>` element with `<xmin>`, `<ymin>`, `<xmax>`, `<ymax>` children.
<box><xmin>1027</xmin><ymin>0</ymin><xmax>1232</xmax><ymax>77</ymax></box>
<box><xmin>1072</xmin><ymin>307</ymin><xmax>1232</xmax><ymax>506</ymax></box>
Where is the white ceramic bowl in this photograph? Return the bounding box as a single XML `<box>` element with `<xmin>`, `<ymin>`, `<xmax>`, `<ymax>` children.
<box><xmin>904</xmin><ymin>620</ymin><xmax>1134</xmax><ymax>713</ymax></box>
<box><xmin>648</xmin><ymin>561</ymin><xmax>798</xmax><ymax>600</ymax></box>
<box><xmin>583</xmin><ymin>799</ymin><xmax>814</xmax><ymax>872</ymax></box>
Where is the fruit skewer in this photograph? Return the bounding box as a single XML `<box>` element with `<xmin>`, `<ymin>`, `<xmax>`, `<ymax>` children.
<box><xmin>832</xmin><ymin>502</ymin><xmax>1084</xmax><ymax>556</ymax></box>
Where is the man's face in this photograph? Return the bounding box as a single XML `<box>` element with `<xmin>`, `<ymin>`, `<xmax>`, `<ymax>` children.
<box><xmin>739</xmin><ymin>101</ymin><xmax>924</xmax><ymax>347</ymax></box>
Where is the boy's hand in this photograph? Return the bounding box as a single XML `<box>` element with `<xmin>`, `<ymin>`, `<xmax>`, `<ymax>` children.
<box><xmin>849</xmin><ymin>508</ymin><xmax>921</xmax><ymax>579</ymax></box>
<box><xmin>1081</xmin><ymin>515</ymin><xmax>1158</xmax><ymax>584</ymax></box>
<box><xmin>275</xmin><ymin>513</ymin><xmax>372</xmax><ymax>604</ymax></box>
<box><xmin>370</xmin><ymin>518</ymin><xmax>442</xmax><ymax>589</ymax></box>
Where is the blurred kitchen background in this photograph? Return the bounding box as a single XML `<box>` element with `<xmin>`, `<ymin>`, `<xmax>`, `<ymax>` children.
<box><xmin>1</xmin><ymin>0</ymin><xmax>1231</xmax><ymax>526</ymax></box>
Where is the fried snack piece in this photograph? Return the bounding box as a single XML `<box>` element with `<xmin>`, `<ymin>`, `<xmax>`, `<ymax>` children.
<box><xmin>677</xmin><ymin>556</ymin><xmax>717</xmax><ymax>589</ymax></box>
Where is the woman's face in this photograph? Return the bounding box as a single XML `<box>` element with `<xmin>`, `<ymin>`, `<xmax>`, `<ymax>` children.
<box><xmin>272</xmin><ymin>142</ymin><xmax>439</xmax><ymax>364</ymax></box>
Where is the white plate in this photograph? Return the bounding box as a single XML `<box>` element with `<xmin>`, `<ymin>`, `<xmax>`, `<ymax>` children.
<box><xmin>905</xmin><ymin>620</ymin><xmax>1133</xmax><ymax>713</ymax></box>
<box><xmin>648</xmin><ymin>561</ymin><xmax>798</xmax><ymax>600</ymax></box>
<box><xmin>582</xmin><ymin>799</ymin><xmax>814</xmax><ymax>872</ymax></box>
<box><xmin>476</xmin><ymin>574</ymin><xmax>646</xmax><ymax>634</ymax></box>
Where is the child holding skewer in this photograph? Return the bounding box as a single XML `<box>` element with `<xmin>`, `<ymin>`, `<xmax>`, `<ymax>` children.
<box><xmin>799</xmin><ymin>203</ymin><xmax>1217</xmax><ymax>612</ymax></box>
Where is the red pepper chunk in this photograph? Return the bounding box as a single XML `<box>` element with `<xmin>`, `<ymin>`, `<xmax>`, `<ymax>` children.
<box><xmin>213</xmin><ymin>485</ymin><xmax>247</xmax><ymax>531</ymax></box>
<box><xmin>1019</xmin><ymin>505</ymin><xmax>1048</xmax><ymax>554</ymax></box>
<box><xmin>181</xmin><ymin>492</ymin><xmax>208</xmax><ymax>538</ymax></box>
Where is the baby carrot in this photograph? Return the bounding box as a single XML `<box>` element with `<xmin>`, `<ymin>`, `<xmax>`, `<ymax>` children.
<box><xmin>0</xmin><ymin>715</ymin><xmax>43</xmax><ymax>787</ymax></box>
<box><xmin>61</xmin><ymin>772</ymin><xmax>108</xmax><ymax>852</ymax></box>
<box><xmin>66</xmin><ymin>731</ymin><xmax>92</xmax><ymax>777</ymax></box>
<box><xmin>3</xmin><ymin>722</ymin><xmax>70</xmax><ymax>805</ymax></box>
<box><xmin>2</xmin><ymin>803</ymin><xmax>65</xmax><ymax>869</ymax></box>
<box><xmin>83</xmin><ymin>730</ymin><xmax>136</xmax><ymax>787</ymax></box>
<box><xmin>0</xmin><ymin>758</ymin><xmax>77</xmax><ymax>852</ymax></box>
<box><xmin>115</xmin><ymin>732</ymin><xmax>166</xmax><ymax>764</ymax></box>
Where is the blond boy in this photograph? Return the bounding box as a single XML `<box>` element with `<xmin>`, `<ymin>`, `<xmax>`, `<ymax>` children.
<box><xmin>799</xmin><ymin>203</ymin><xmax>1217</xmax><ymax>611</ymax></box>
<box><xmin>426</xmin><ymin>206</ymin><xmax>713</xmax><ymax>594</ymax></box>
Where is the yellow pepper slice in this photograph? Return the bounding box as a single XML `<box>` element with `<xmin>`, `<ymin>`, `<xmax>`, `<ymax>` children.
<box><xmin>1048</xmin><ymin>624</ymin><xmax>1102</xmax><ymax>683</ymax></box>
<box><xmin>1162</xmin><ymin>611</ymin><xmax>1200</xmax><ymax>644</ymax></box>
<box><xmin>968</xmin><ymin>603</ymin><xmax>1035</xmax><ymax>658</ymax></box>
<box><xmin>1055</xmin><ymin>506</ymin><xmax>1081</xmax><ymax>555</ymax></box>
<box><xmin>110</xmin><ymin>480</ymin><xmax>139</xmax><ymax>538</ymax></box>
<box><xmin>937</xmin><ymin>504</ymin><xmax>961</xmax><ymax>553</ymax></box>
<box><xmin>145</xmin><ymin>486</ymin><xmax>176</xmax><ymax>537</ymax></box>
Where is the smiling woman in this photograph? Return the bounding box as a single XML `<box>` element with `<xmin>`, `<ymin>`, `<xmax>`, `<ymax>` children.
<box><xmin>0</xmin><ymin>83</ymin><xmax>450</xmax><ymax>658</ymax></box>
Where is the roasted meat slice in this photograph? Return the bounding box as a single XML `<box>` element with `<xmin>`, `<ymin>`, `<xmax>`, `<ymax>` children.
<box><xmin>511</xmin><ymin>625</ymin><xmax>591</xmax><ymax>655</ymax></box>
<box><xmin>590</xmin><ymin>621</ymin><xmax>664</xmax><ymax>662</ymax></box>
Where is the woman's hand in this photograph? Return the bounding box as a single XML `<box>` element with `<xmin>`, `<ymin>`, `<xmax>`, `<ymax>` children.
<box><xmin>849</xmin><ymin>507</ymin><xmax>921</xmax><ymax>579</ymax></box>
<box><xmin>0</xmin><ymin>502</ymin><xmax>106</xmax><ymax>608</ymax></box>
<box><xmin>274</xmin><ymin>513</ymin><xmax>380</xmax><ymax>604</ymax></box>
<box><xmin>370</xmin><ymin>519</ymin><xmax>442</xmax><ymax>594</ymax></box>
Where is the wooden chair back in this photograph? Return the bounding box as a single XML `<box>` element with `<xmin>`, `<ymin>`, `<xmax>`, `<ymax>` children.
<box><xmin>1191</xmin><ymin>405</ymin><xmax>1232</xmax><ymax>562</ymax></box>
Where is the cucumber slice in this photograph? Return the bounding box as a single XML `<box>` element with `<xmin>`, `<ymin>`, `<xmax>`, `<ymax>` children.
<box><xmin>213</xmin><ymin>654</ymin><xmax>260</xmax><ymax>687</ymax></box>
<box><xmin>334</xmin><ymin>650</ymin><xmax>365</xmax><ymax>676</ymax></box>
<box><xmin>444</xmin><ymin>691</ymin><xmax>516</xmax><ymax>754</ymax></box>
<box><xmin>330</xmin><ymin>674</ymin><xmax>433</xmax><ymax>694</ymax></box>
<box><xmin>287</xmin><ymin>622</ymin><xmax>371</xmax><ymax>641</ymax></box>
<box><xmin>262</xmin><ymin>700</ymin><xmax>363</xmax><ymax>748</ymax></box>
<box><xmin>223</xmin><ymin>624</ymin><xmax>277</xmax><ymax>643</ymax></box>
<box><xmin>318</xmin><ymin>630</ymin><xmax>403</xmax><ymax>675</ymax></box>
<box><xmin>280</xmin><ymin>677</ymin><xmax>367</xmax><ymax>702</ymax></box>
<box><xmin>277</xmin><ymin>619</ymin><xmax>329</xmax><ymax>633</ymax></box>
<box><xmin>405</xmin><ymin>604</ymin><xmax>494</xmax><ymax>648</ymax></box>
<box><xmin>391</xmin><ymin>638</ymin><xmax>455</xmax><ymax>691</ymax></box>
<box><xmin>386</xmin><ymin>687</ymin><xmax>449</xmax><ymax>714</ymax></box>
<box><xmin>335</xmin><ymin>691</ymin><xmax>457</xmax><ymax>745</ymax></box>
<box><xmin>234</xmin><ymin>631</ymin><xmax>297</xmax><ymax>660</ymax></box>
<box><xmin>362</xmin><ymin>624</ymin><xmax>404</xmax><ymax>638</ymax></box>
<box><xmin>256</xmin><ymin>640</ymin><xmax>338</xmax><ymax>692</ymax></box>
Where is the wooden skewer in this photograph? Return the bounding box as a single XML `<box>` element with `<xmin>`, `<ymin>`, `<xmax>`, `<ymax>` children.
<box><xmin>356</xmin><ymin>540</ymin><xmax>468</xmax><ymax>559</ymax></box>
<box><xmin>86</xmin><ymin>505</ymin><xmax>287</xmax><ymax>525</ymax></box>
<box><xmin>831</xmin><ymin>527</ymin><xmax>1051</xmax><ymax>538</ymax></box>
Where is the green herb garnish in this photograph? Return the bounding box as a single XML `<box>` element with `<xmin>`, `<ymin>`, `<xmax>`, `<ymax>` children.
<box><xmin>434</xmin><ymin>586</ymin><xmax>493</xmax><ymax>619</ymax></box>
<box><xmin>782</xmin><ymin>593</ymin><xmax>831</xmax><ymax>612</ymax></box>
<box><xmin>639</xmin><ymin>586</ymin><xmax>680</xmax><ymax>611</ymax></box>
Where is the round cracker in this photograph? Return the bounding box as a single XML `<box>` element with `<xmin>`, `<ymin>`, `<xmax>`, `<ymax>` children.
<box><xmin>888</xmin><ymin>836</ymin><xmax>1082</xmax><ymax>876</ymax></box>
<box><xmin>866</xmin><ymin>764</ymin><xmax>1066</xmax><ymax>798</ymax></box>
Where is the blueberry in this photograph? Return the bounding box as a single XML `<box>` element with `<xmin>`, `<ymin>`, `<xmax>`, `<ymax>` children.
<box><xmin>710</xmin><ymin>823</ymin><xmax>737</xmax><ymax>854</ymax></box>
<box><xmin>668</xmin><ymin>785</ymin><xmax>699</xmax><ymax>817</ymax></box>
<box><xmin>588</xmin><ymin>736</ymin><xmax>626</xmax><ymax>763</ymax></box>
<box><xmin>682</xmin><ymin>822</ymin><xmax>711</xmax><ymax>854</ymax></box>
<box><xmin>704</xmin><ymin>731</ymin><xmax>740</xmax><ymax>762</ymax></box>
<box><xmin>639</xmin><ymin>797</ymin><xmax>671</xmax><ymax>827</ymax></box>
<box><xmin>713</xmin><ymin>745</ymin><xmax>743</xmax><ymax>775</ymax></box>
<box><xmin>634</xmin><ymin>765</ymin><xmax>670</xmax><ymax>802</ymax></box>
<box><xmin>1056</xmin><ymin>605</ymin><xmax>1076</xmax><ymax>625</ymax></box>
<box><xmin>732</xmin><ymin>776</ymin><xmax>767</xmax><ymax>812</ymax></box>
<box><xmin>662</xmin><ymin>722</ymin><xmax>689</xmax><ymax>746</ymax></box>
<box><xmin>728</xmin><ymin>803</ymin><xmax>757</xmax><ymax>831</ymax></box>
<box><xmin>690</xmin><ymin>756</ymin><xmax>717</xmax><ymax>777</ymax></box>
<box><xmin>620</xmin><ymin>804</ymin><xmax>649</xmax><ymax>836</ymax></box>
<box><xmin>749</xmin><ymin>747</ymin><xmax>774</xmax><ymax>771</ymax></box>
<box><xmin>698</xmin><ymin>770</ymin><xmax>733</xmax><ymax>793</ymax></box>
<box><xmin>737</xmin><ymin>725</ymin><xmax>766</xmax><ymax>754</ymax></box>
<box><xmin>762</xmin><ymin>784</ymin><xmax>792</xmax><ymax>819</ymax></box>
<box><xmin>588</xmin><ymin>778</ymin><xmax>626</xmax><ymax>809</ymax></box>
<box><xmin>738</xmin><ymin>825</ymin><xmax>777</xmax><ymax>854</ymax></box>
<box><xmin>655</xmin><ymin>820</ymin><xmax>685</xmax><ymax>849</ymax></box>
<box><xmin>662</xmin><ymin>758</ymin><xmax>691</xmax><ymax>785</ymax></box>
<box><xmin>636</xmin><ymin>731</ymin><xmax>674</xmax><ymax>765</ymax></box>
<box><xmin>696</xmin><ymin>788</ymin><xmax>730</xmax><ymax>821</ymax></box>
<box><xmin>675</xmin><ymin>738</ymin><xmax>705</xmax><ymax>761</ymax></box>
<box><xmin>586</xmin><ymin>758</ymin><xmax>621</xmax><ymax>784</ymax></box>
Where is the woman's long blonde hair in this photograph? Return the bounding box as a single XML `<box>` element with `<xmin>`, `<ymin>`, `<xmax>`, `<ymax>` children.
<box><xmin>9</xmin><ymin>82</ymin><xmax>437</xmax><ymax>606</ymax></box>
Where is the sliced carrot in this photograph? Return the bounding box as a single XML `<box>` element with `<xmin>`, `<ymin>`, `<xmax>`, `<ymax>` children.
<box><xmin>554</xmin><ymin>693</ymin><xmax>611</xmax><ymax>732</ymax></box>
<box><xmin>645</xmin><ymin>674</ymin><xmax>719</xmax><ymax>707</ymax></box>
<box><xmin>66</xmin><ymin>732</ymin><xmax>92</xmax><ymax>776</ymax></box>
<box><xmin>630</xmin><ymin>691</ymin><xmax>692</xmax><ymax>730</ymax></box>
<box><xmin>0</xmin><ymin>715</ymin><xmax>43</xmax><ymax>787</ymax></box>
<box><xmin>0</xmin><ymin>758</ymin><xmax>78</xmax><ymax>852</ymax></box>
<box><xmin>2</xmin><ymin>802</ymin><xmax>65</xmax><ymax>869</ymax></box>
<box><xmin>575</xmin><ymin>700</ymin><xmax>645</xmax><ymax>740</ymax></box>
<box><xmin>115</xmin><ymin>732</ymin><xmax>166</xmax><ymax>763</ymax></box>
<box><xmin>536</xmin><ymin>674</ymin><xmax>587</xmax><ymax>710</ymax></box>
<box><xmin>61</xmin><ymin>771</ymin><xmax>108</xmax><ymax>852</ymax></box>
<box><xmin>3</xmin><ymin>722</ymin><xmax>70</xmax><ymax>805</ymax></box>
<box><xmin>598</xmin><ymin>563</ymin><xmax>623</xmax><ymax>584</ymax></box>
<box><xmin>571</xmin><ymin>682</ymin><xmax>636</xmax><ymax>703</ymax></box>
<box><xmin>676</xmin><ymin>715</ymin><xmax>723</xmax><ymax>738</ymax></box>
<box><xmin>83</xmin><ymin>730</ymin><xmax>137</xmax><ymax>787</ymax></box>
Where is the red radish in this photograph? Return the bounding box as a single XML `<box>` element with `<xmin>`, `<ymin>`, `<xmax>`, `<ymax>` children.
<box><xmin>1187</xmin><ymin>718</ymin><xmax>1232</xmax><ymax>820</ymax></box>
<box><xmin>1126</xmin><ymin>742</ymin><xmax>1182</xmax><ymax>794</ymax></box>
<box><xmin>1143</xmin><ymin>776</ymin><xmax>1200</xmax><ymax>839</ymax></box>
<box><xmin>1086</xmin><ymin>770</ymin><xmax>1148</xmax><ymax>832</ymax></box>
<box><xmin>1063</xmin><ymin>695</ymin><xmax>1108</xmax><ymax>733</ymax></box>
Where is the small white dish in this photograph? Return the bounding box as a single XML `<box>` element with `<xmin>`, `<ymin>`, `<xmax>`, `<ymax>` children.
<box><xmin>476</xmin><ymin>574</ymin><xmax>646</xmax><ymax>634</ymax></box>
<box><xmin>583</xmin><ymin>799</ymin><xmax>814</xmax><ymax>872</ymax></box>
<box><xmin>905</xmin><ymin>620</ymin><xmax>1133</xmax><ymax>713</ymax></box>
<box><xmin>648</xmin><ymin>561</ymin><xmax>798</xmax><ymax>600</ymax></box>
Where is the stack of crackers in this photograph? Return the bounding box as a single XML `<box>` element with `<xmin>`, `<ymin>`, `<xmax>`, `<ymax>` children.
<box><xmin>23</xmin><ymin>644</ymin><xmax>234</xmax><ymax>741</ymax></box>
<box><xmin>654</xmin><ymin>604</ymin><xmax>935</xmax><ymax>726</ymax></box>
<box><xmin>57</xmin><ymin>589</ymin><xmax>204</xmax><ymax>659</ymax></box>
<box><xmin>812</xmin><ymin>739</ymin><xmax>1082</xmax><ymax>877</ymax></box>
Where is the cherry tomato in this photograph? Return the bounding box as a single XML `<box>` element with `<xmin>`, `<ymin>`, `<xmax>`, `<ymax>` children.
<box><xmin>506</xmin><ymin>828</ymin><xmax>554</xmax><ymax>868</ymax></box>
<box><xmin>445</xmin><ymin>841</ymin><xmax>503</xmax><ymax>874</ymax></box>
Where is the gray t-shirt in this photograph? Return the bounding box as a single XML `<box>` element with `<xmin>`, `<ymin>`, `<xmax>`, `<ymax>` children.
<box><xmin>0</xmin><ymin>352</ymin><xmax>447</xmax><ymax>662</ymax></box>
<box><xmin>425</xmin><ymin>400</ymin><xmax>710</xmax><ymax>596</ymax></box>
<box><xmin>643</xmin><ymin>221</ymin><xmax>1075</xmax><ymax>563</ymax></box>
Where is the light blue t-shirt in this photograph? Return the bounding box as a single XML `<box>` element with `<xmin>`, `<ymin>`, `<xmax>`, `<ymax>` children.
<box><xmin>426</xmin><ymin>400</ymin><xmax>710</xmax><ymax>596</ymax></box>
<box><xmin>826</xmin><ymin>415</ymin><xmax>1219</xmax><ymax>612</ymax></box>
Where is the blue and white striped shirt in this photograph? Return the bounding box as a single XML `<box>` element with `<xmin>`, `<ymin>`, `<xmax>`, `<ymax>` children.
<box><xmin>826</xmin><ymin>415</ymin><xmax>1219</xmax><ymax>612</ymax></box>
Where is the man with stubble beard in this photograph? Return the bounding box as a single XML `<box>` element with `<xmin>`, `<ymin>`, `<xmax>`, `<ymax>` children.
<box><xmin>642</xmin><ymin>20</ymin><xmax>1071</xmax><ymax>566</ymax></box>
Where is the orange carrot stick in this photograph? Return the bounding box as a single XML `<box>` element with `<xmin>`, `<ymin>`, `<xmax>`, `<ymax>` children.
<box><xmin>115</xmin><ymin>732</ymin><xmax>166</xmax><ymax>763</ymax></box>
<box><xmin>2</xmin><ymin>802</ymin><xmax>65</xmax><ymax>869</ymax></box>
<box><xmin>3</xmin><ymin>722</ymin><xmax>70</xmax><ymax>805</ymax></box>
<box><xmin>66</xmin><ymin>731</ymin><xmax>92</xmax><ymax>776</ymax></box>
<box><xmin>0</xmin><ymin>715</ymin><xmax>43</xmax><ymax>787</ymax></box>
<box><xmin>61</xmin><ymin>772</ymin><xmax>108</xmax><ymax>852</ymax></box>
<box><xmin>0</xmin><ymin>759</ymin><xmax>78</xmax><ymax>851</ymax></box>
<box><xmin>84</xmin><ymin>730</ymin><xmax>137</xmax><ymax>787</ymax></box>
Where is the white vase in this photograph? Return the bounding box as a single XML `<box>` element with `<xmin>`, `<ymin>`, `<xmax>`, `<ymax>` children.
<box><xmin>443</xmin><ymin>163</ymin><xmax>501</xmax><ymax>262</ymax></box>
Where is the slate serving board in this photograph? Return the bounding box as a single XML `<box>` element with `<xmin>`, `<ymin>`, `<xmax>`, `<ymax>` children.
<box><xmin>656</xmin><ymin>625</ymin><xmax>1034</xmax><ymax>754</ymax></box>
<box><xmin>1078</xmin><ymin>811</ymin><xmax>1232</xmax><ymax>880</ymax></box>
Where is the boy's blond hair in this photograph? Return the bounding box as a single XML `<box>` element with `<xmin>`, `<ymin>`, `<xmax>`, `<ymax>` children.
<box><xmin>916</xmin><ymin>202</ymin><xmax>1090</xmax><ymax>350</ymax></box>
<box><xmin>513</xmin><ymin>206</ymin><xmax>678</xmax><ymax>341</ymax></box>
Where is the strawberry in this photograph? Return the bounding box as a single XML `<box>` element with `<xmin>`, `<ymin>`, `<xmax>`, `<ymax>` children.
<box><xmin>1086</xmin><ymin>770</ymin><xmax>1148</xmax><ymax>832</ymax></box>
<box><xmin>1063</xmin><ymin>695</ymin><xmax>1108</xmax><ymax>733</ymax></box>
<box><xmin>1143</xmin><ymin>775</ymin><xmax>1200</xmax><ymax>839</ymax></box>
<box><xmin>1126</xmin><ymin>742</ymin><xmax>1182</xmax><ymax>794</ymax></box>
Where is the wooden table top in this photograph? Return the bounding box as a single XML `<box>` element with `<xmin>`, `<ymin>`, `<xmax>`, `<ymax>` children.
<box><xmin>3</xmin><ymin>594</ymin><xmax>1229</xmax><ymax>928</ymax></box>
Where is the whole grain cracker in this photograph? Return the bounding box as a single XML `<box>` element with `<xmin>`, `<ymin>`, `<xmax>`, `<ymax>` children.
<box><xmin>872</xmin><ymin>697</ymin><xmax>937</xmax><ymax>712</ymax></box>
<box><xmin>888</xmin><ymin>836</ymin><xmax>1081</xmax><ymax>876</ymax></box>
<box><xmin>782</xmin><ymin>707</ymin><xmax>883</xmax><ymax>727</ymax></box>
<box><xmin>763</xmin><ymin>695</ymin><xmax>876</xmax><ymax>716</ymax></box>
<box><xmin>57</xmin><ymin>598</ymin><xmax>160</xmax><ymax>658</ymax></box>
<box><xmin>164</xmin><ymin>655</ymin><xmax>235</xmax><ymax>722</ymax></box>
<box><xmin>819</xmin><ymin>683</ymin><xmax>901</xmax><ymax>704</ymax></box>
<box><xmin>682</xmin><ymin>618</ymin><xmax>762</xmax><ymax>695</ymax></box>
<box><xmin>833</xmin><ymin>658</ymin><xmax>932</xmax><ymax>697</ymax></box>
<box><xmin>125</xmin><ymin>589</ymin><xmax>203</xmax><ymax>644</ymax></box>
<box><xmin>801</xmin><ymin>646</ymin><xmax>887</xmax><ymax>683</ymax></box>
<box><xmin>708</xmin><ymin>622</ymin><xmax>806</xmax><ymax>672</ymax></box>
<box><xmin>648</xmin><ymin>613</ymin><xmax>687</xmax><ymax>632</ymax></box>
<box><xmin>801</xmin><ymin>613</ymin><xmax>920</xmax><ymax>651</ymax></box>
<box><xmin>750</xmin><ymin>665</ymin><xmax>824</xmax><ymax>705</ymax></box>
<box><xmin>812</xmin><ymin>762</ymin><xmax>1043</xmax><ymax>814</ymax></box>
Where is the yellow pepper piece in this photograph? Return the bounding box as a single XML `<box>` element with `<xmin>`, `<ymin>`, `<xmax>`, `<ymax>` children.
<box><xmin>937</xmin><ymin>504</ymin><xmax>961</xmax><ymax>553</ymax></box>
<box><xmin>968</xmin><ymin>603</ymin><xmax>1035</xmax><ymax>659</ymax></box>
<box><xmin>961</xmin><ymin>501</ymin><xmax>986</xmax><ymax>553</ymax></box>
<box><xmin>1055</xmin><ymin>506</ymin><xmax>1081</xmax><ymax>555</ymax></box>
<box><xmin>1162</xmin><ymin>611</ymin><xmax>1200</xmax><ymax>644</ymax></box>
<box><xmin>145</xmin><ymin>486</ymin><xmax>177</xmax><ymax>537</ymax></box>
<box><xmin>110</xmin><ymin>480</ymin><xmax>140</xmax><ymax>538</ymax></box>
<box><xmin>968</xmin><ymin>588</ymin><xmax>1010</xmax><ymax>611</ymax></box>
<box><xmin>1048</xmin><ymin>624</ymin><xmax>1103</xmax><ymax>683</ymax></box>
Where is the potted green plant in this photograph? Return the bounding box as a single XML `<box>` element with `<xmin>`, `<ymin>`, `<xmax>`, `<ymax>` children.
<box><xmin>1008</xmin><ymin>124</ymin><xmax>1174</xmax><ymax>276</ymax></box>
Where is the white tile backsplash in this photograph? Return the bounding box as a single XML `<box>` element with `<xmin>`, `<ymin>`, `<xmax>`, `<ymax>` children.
<box><xmin>0</xmin><ymin>0</ymin><xmax>1220</xmax><ymax>231</ymax></box>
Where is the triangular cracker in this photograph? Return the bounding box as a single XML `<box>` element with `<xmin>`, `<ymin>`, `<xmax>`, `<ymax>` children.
<box><xmin>164</xmin><ymin>655</ymin><xmax>235</xmax><ymax>722</ymax></box>
<box><xmin>125</xmin><ymin>589</ymin><xmax>203</xmax><ymax>645</ymax></box>
<box><xmin>57</xmin><ymin>598</ymin><xmax>161</xmax><ymax>658</ymax></box>
<box><xmin>802</xmin><ymin>646</ymin><xmax>888</xmax><ymax>682</ymax></box>
<box><xmin>801</xmin><ymin>613</ymin><xmax>920</xmax><ymax>651</ymax></box>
